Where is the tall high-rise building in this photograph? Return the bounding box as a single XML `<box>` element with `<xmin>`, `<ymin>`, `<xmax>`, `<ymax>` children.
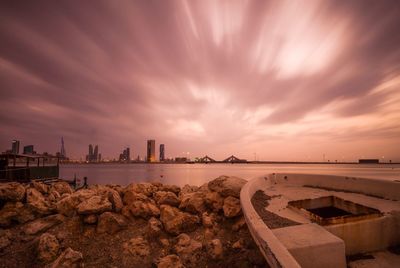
<box><xmin>119</xmin><ymin>147</ymin><xmax>130</xmax><ymax>162</ymax></box>
<box><xmin>60</xmin><ymin>137</ymin><xmax>66</xmax><ymax>158</ymax></box>
<box><xmin>11</xmin><ymin>140</ymin><xmax>20</xmax><ymax>154</ymax></box>
<box><xmin>23</xmin><ymin>145</ymin><xmax>34</xmax><ymax>154</ymax></box>
<box><xmin>87</xmin><ymin>144</ymin><xmax>100</xmax><ymax>162</ymax></box>
<box><xmin>89</xmin><ymin>144</ymin><xmax>93</xmax><ymax>160</ymax></box>
<box><xmin>147</xmin><ymin>140</ymin><xmax>155</xmax><ymax>162</ymax></box>
<box><xmin>94</xmin><ymin>145</ymin><xmax>98</xmax><ymax>161</ymax></box>
<box><xmin>159</xmin><ymin>144</ymin><xmax>165</xmax><ymax>162</ymax></box>
<box><xmin>125</xmin><ymin>147</ymin><xmax>130</xmax><ymax>161</ymax></box>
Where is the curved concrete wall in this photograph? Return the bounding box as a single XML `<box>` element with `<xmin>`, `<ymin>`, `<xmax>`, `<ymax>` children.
<box><xmin>240</xmin><ymin>176</ymin><xmax>301</xmax><ymax>268</ymax></box>
<box><xmin>268</xmin><ymin>173</ymin><xmax>400</xmax><ymax>201</ymax></box>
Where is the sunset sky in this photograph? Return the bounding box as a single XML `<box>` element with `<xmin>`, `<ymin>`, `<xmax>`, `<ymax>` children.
<box><xmin>1</xmin><ymin>0</ymin><xmax>400</xmax><ymax>161</ymax></box>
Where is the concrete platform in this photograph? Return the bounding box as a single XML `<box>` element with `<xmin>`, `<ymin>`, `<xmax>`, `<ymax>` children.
<box><xmin>240</xmin><ymin>173</ymin><xmax>400</xmax><ymax>268</ymax></box>
<box><xmin>273</xmin><ymin>223</ymin><xmax>346</xmax><ymax>268</ymax></box>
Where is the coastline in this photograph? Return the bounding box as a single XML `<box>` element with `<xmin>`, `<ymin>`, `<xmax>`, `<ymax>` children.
<box><xmin>0</xmin><ymin>176</ymin><xmax>266</xmax><ymax>267</ymax></box>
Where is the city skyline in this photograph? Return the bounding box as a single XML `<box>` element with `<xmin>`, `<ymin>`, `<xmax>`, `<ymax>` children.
<box><xmin>1</xmin><ymin>1</ymin><xmax>400</xmax><ymax>161</ymax></box>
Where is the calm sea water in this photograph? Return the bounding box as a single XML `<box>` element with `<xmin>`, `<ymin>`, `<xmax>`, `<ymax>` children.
<box><xmin>60</xmin><ymin>163</ymin><xmax>400</xmax><ymax>187</ymax></box>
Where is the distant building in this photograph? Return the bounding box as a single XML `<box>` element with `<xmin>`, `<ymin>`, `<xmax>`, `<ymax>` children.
<box><xmin>359</xmin><ymin>159</ymin><xmax>379</xmax><ymax>164</ymax></box>
<box><xmin>159</xmin><ymin>144</ymin><xmax>165</xmax><ymax>162</ymax></box>
<box><xmin>86</xmin><ymin>144</ymin><xmax>100</xmax><ymax>162</ymax></box>
<box><xmin>11</xmin><ymin>140</ymin><xmax>20</xmax><ymax>154</ymax></box>
<box><xmin>60</xmin><ymin>137</ymin><xmax>66</xmax><ymax>158</ymax></box>
<box><xmin>94</xmin><ymin>145</ymin><xmax>98</xmax><ymax>161</ymax></box>
<box><xmin>174</xmin><ymin>157</ymin><xmax>188</xmax><ymax>163</ymax></box>
<box><xmin>147</xmin><ymin>140</ymin><xmax>156</xmax><ymax>162</ymax></box>
<box><xmin>119</xmin><ymin>147</ymin><xmax>130</xmax><ymax>162</ymax></box>
<box><xmin>88</xmin><ymin>144</ymin><xmax>93</xmax><ymax>161</ymax></box>
<box><xmin>23</xmin><ymin>145</ymin><xmax>35</xmax><ymax>154</ymax></box>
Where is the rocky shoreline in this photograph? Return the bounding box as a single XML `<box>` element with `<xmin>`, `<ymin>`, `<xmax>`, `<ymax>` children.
<box><xmin>0</xmin><ymin>176</ymin><xmax>266</xmax><ymax>267</ymax></box>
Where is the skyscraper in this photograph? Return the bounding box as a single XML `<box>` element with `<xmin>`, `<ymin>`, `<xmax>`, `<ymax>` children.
<box><xmin>23</xmin><ymin>145</ymin><xmax>34</xmax><ymax>154</ymax></box>
<box><xmin>60</xmin><ymin>137</ymin><xmax>66</xmax><ymax>158</ymax></box>
<box><xmin>119</xmin><ymin>147</ymin><xmax>130</xmax><ymax>162</ymax></box>
<box><xmin>89</xmin><ymin>144</ymin><xmax>93</xmax><ymax>160</ymax></box>
<box><xmin>11</xmin><ymin>140</ymin><xmax>20</xmax><ymax>154</ymax></box>
<box><xmin>147</xmin><ymin>140</ymin><xmax>155</xmax><ymax>162</ymax></box>
<box><xmin>87</xmin><ymin>144</ymin><xmax>100</xmax><ymax>162</ymax></box>
<box><xmin>94</xmin><ymin>145</ymin><xmax>98</xmax><ymax>161</ymax></box>
<box><xmin>159</xmin><ymin>144</ymin><xmax>165</xmax><ymax>162</ymax></box>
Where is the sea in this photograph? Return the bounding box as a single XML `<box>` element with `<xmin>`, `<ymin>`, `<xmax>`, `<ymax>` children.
<box><xmin>60</xmin><ymin>163</ymin><xmax>400</xmax><ymax>187</ymax></box>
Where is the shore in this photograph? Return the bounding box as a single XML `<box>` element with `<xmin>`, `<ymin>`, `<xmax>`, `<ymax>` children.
<box><xmin>0</xmin><ymin>176</ymin><xmax>266</xmax><ymax>268</ymax></box>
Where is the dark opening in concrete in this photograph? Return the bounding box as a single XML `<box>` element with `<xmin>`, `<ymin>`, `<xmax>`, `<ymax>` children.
<box><xmin>308</xmin><ymin>206</ymin><xmax>352</xmax><ymax>218</ymax></box>
<box><xmin>288</xmin><ymin>196</ymin><xmax>382</xmax><ymax>225</ymax></box>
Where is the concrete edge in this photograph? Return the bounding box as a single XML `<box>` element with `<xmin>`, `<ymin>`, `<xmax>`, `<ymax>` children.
<box><xmin>240</xmin><ymin>176</ymin><xmax>301</xmax><ymax>268</ymax></box>
<box><xmin>269</xmin><ymin>173</ymin><xmax>400</xmax><ymax>201</ymax></box>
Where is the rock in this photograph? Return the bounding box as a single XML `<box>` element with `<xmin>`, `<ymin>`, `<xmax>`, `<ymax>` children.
<box><xmin>56</xmin><ymin>195</ymin><xmax>78</xmax><ymax>217</ymax></box>
<box><xmin>0</xmin><ymin>202</ymin><xmax>36</xmax><ymax>227</ymax></box>
<box><xmin>157</xmin><ymin>254</ymin><xmax>185</xmax><ymax>268</ymax></box>
<box><xmin>23</xmin><ymin>214</ymin><xmax>65</xmax><ymax>235</ymax></box>
<box><xmin>205</xmin><ymin>191</ymin><xmax>224</xmax><ymax>212</ymax></box>
<box><xmin>125</xmin><ymin>183</ymin><xmax>157</xmax><ymax>197</ymax></box>
<box><xmin>49</xmin><ymin>247</ymin><xmax>83</xmax><ymax>268</ymax></box>
<box><xmin>159</xmin><ymin>238</ymin><xmax>170</xmax><ymax>247</ymax></box>
<box><xmin>77</xmin><ymin>195</ymin><xmax>112</xmax><ymax>215</ymax></box>
<box><xmin>204</xmin><ymin>228</ymin><xmax>215</xmax><ymax>240</ymax></box>
<box><xmin>26</xmin><ymin>188</ymin><xmax>53</xmax><ymax>215</ymax></box>
<box><xmin>123</xmin><ymin>236</ymin><xmax>150</xmax><ymax>258</ymax></box>
<box><xmin>179</xmin><ymin>185</ymin><xmax>198</xmax><ymax>197</ymax></box>
<box><xmin>97</xmin><ymin>212</ymin><xmax>127</xmax><ymax>234</ymax></box>
<box><xmin>174</xmin><ymin>234</ymin><xmax>202</xmax><ymax>264</ymax></box>
<box><xmin>223</xmin><ymin>196</ymin><xmax>242</xmax><ymax>218</ymax></box>
<box><xmin>0</xmin><ymin>202</ymin><xmax>18</xmax><ymax>227</ymax></box>
<box><xmin>175</xmin><ymin>233</ymin><xmax>202</xmax><ymax>254</ymax></box>
<box><xmin>208</xmin><ymin>175</ymin><xmax>246</xmax><ymax>198</ymax></box>
<box><xmin>32</xmin><ymin>181</ymin><xmax>49</xmax><ymax>194</ymax></box>
<box><xmin>37</xmin><ymin>233</ymin><xmax>59</xmax><ymax>263</ymax></box>
<box><xmin>0</xmin><ymin>182</ymin><xmax>25</xmax><ymax>201</ymax></box>
<box><xmin>207</xmin><ymin>239</ymin><xmax>223</xmax><ymax>260</ymax></box>
<box><xmin>0</xmin><ymin>229</ymin><xmax>11</xmax><ymax>250</ymax></box>
<box><xmin>232</xmin><ymin>216</ymin><xmax>246</xmax><ymax>231</ymax></box>
<box><xmin>48</xmin><ymin>190</ymin><xmax>61</xmax><ymax>202</ymax></box>
<box><xmin>56</xmin><ymin>189</ymin><xmax>98</xmax><ymax>216</ymax></box>
<box><xmin>179</xmin><ymin>192</ymin><xmax>206</xmax><ymax>214</ymax></box>
<box><xmin>147</xmin><ymin>217</ymin><xmax>163</xmax><ymax>239</ymax></box>
<box><xmin>83</xmin><ymin>214</ymin><xmax>97</xmax><ymax>224</ymax></box>
<box><xmin>123</xmin><ymin>190</ymin><xmax>151</xmax><ymax>205</ymax></box>
<box><xmin>153</xmin><ymin>191</ymin><xmax>180</xmax><ymax>207</ymax></box>
<box><xmin>232</xmin><ymin>239</ymin><xmax>244</xmax><ymax>250</ymax></box>
<box><xmin>160</xmin><ymin>205</ymin><xmax>199</xmax><ymax>235</ymax></box>
<box><xmin>159</xmin><ymin>184</ymin><xmax>180</xmax><ymax>195</ymax></box>
<box><xmin>201</xmin><ymin>212</ymin><xmax>214</xmax><ymax>227</ymax></box>
<box><xmin>126</xmin><ymin>200</ymin><xmax>160</xmax><ymax>219</ymax></box>
<box><xmin>52</xmin><ymin>182</ymin><xmax>73</xmax><ymax>195</ymax></box>
<box><xmin>107</xmin><ymin>189</ymin><xmax>123</xmax><ymax>212</ymax></box>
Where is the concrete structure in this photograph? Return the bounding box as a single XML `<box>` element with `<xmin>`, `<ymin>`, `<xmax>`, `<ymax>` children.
<box><xmin>11</xmin><ymin>140</ymin><xmax>20</xmax><ymax>154</ymax></box>
<box><xmin>147</xmin><ymin>140</ymin><xmax>155</xmax><ymax>162</ymax></box>
<box><xmin>240</xmin><ymin>173</ymin><xmax>400</xmax><ymax>268</ymax></box>
<box><xmin>159</xmin><ymin>144</ymin><xmax>165</xmax><ymax>162</ymax></box>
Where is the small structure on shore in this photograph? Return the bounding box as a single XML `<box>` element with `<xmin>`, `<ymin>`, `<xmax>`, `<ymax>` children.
<box><xmin>0</xmin><ymin>153</ymin><xmax>60</xmax><ymax>183</ymax></box>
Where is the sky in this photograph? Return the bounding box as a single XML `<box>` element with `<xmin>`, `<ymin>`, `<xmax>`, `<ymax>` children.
<box><xmin>1</xmin><ymin>0</ymin><xmax>400</xmax><ymax>162</ymax></box>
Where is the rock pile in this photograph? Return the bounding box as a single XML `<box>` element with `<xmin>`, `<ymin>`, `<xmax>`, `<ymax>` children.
<box><xmin>0</xmin><ymin>176</ymin><xmax>265</xmax><ymax>267</ymax></box>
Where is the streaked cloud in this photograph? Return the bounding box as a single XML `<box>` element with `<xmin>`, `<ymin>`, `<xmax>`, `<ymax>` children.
<box><xmin>0</xmin><ymin>0</ymin><xmax>399</xmax><ymax>161</ymax></box>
